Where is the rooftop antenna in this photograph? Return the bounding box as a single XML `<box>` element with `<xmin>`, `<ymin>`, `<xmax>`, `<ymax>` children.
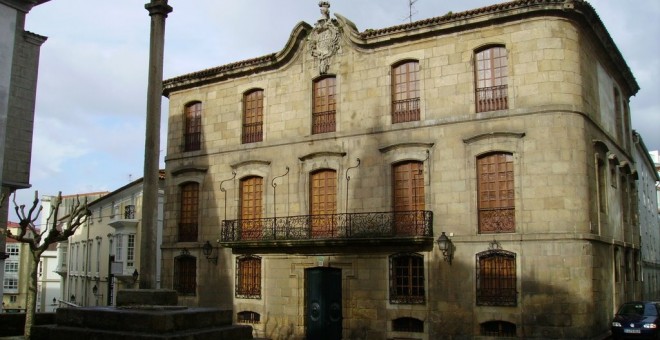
<box><xmin>405</xmin><ymin>0</ymin><xmax>418</xmax><ymax>23</ymax></box>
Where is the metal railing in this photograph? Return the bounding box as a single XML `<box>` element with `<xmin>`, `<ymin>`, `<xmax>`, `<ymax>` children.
<box><xmin>221</xmin><ymin>210</ymin><xmax>433</xmax><ymax>242</ymax></box>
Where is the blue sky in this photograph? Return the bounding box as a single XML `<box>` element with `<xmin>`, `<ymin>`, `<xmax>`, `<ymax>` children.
<box><xmin>12</xmin><ymin>0</ymin><xmax>660</xmax><ymax>221</ymax></box>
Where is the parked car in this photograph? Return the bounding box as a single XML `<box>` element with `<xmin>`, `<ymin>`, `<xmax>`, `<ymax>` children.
<box><xmin>611</xmin><ymin>301</ymin><xmax>659</xmax><ymax>339</ymax></box>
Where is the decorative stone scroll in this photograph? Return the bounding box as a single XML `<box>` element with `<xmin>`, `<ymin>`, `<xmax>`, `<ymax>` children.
<box><xmin>308</xmin><ymin>1</ymin><xmax>341</xmax><ymax>74</ymax></box>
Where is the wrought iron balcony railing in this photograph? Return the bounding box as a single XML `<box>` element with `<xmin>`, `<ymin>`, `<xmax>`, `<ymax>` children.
<box><xmin>221</xmin><ymin>210</ymin><xmax>433</xmax><ymax>243</ymax></box>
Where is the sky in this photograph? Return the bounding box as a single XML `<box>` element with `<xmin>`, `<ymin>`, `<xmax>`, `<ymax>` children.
<box><xmin>11</xmin><ymin>0</ymin><xmax>660</xmax><ymax>221</ymax></box>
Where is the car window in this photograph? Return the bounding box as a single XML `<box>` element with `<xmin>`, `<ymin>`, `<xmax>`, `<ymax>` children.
<box><xmin>644</xmin><ymin>304</ymin><xmax>658</xmax><ymax>316</ymax></box>
<box><xmin>618</xmin><ymin>303</ymin><xmax>644</xmax><ymax>315</ymax></box>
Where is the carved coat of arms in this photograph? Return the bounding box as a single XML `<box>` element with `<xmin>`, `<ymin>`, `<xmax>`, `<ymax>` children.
<box><xmin>308</xmin><ymin>1</ymin><xmax>341</xmax><ymax>75</ymax></box>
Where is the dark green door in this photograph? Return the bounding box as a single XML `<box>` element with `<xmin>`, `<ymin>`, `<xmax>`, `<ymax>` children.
<box><xmin>305</xmin><ymin>267</ymin><xmax>342</xmax><ymax>340</ymax></box>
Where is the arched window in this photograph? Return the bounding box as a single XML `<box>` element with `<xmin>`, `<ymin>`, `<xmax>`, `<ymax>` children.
<box><xmin>391</xmin><ymin>60</ymin><xmax>420</xmax><ymax>123</ymax></box>
<box><xmin>477</xmin><ymin>152</ymin><xmax>514</xmax><ymax>233</ymax></box>
<box><xmin>476</xmin><ymin>249</ymin><xmax>516</xmax><ymax>306</ymax></box>
<box><xmin>236</xmin><ymin>256</ymin><xmax>261</xmax><ymax>299</ymax></box>
<box><xmin>475</xmin><ymin>46</ymin><xmax>508</xmax><ymax>112</ymax></box>
<box><xmin>312</xmin><ymin>76</ymin><xmax>336</xmax><ymax>134</ymax></box>
<box><xmin>242</xmin><ymin>89</ymin><xmax>264</xmax><ymax>143</ymax></box>
<box><xmin>174</xmin><ymin>254</ymin><xmax>196</xmax><ymax>296</ymax></box>
<box><xmin>480</xmin><ymin>320</ymin><xmax>516</xmax><ymax>336</ymax></box>
<box><xmin>310</xmin><ymin>169</ymin><xmax>337</xmax><ymax>237</ymax></box>
<box><xmin>178</xmin><ymin>182</ymin><xmax>199</xmax><ymax>242</ymax></box>
<box><xmin>392</xmin><ymin>317</ymin><xmax>424</xmax><ymax>332</ymax></box>
<box><xmin>389</xmin><ymin>253</ymin><xmax>425</xmax><ymax>304</ymax></box>
<box><xmin>184</xmin><ymin>102</ymin><xmax>202</xmax><ymax>151</ymax></box>
<box><xmin>240</xmin><ymin>176</ymin><xmax>263</xmax><ymax>240</ymax></box>
<box><xmin>237</xmin><ymin>311</ymin><xmax>261</xmax><ymax>324</ymax></box>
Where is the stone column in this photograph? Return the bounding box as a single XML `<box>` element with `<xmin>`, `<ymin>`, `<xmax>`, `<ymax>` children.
<box><xmin>141</xmin><ymin>0</ymin><xmax>171</xmax><ymax>289</ymax></box>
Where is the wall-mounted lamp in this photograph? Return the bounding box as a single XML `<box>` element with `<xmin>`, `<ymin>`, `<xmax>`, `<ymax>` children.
<box><xmin>132</xmin><ymin>269</ymin><xmax>139</xmax><ymax>283</ymax></box>
<box><xmin>202</xmin><ymin>241</ymin><xmax>218</xmax><ymax>265</ymax></box>
<box><xmin>70</xmin><ymin>295</ymin><xmax>76</xmax><ymax>303</ymax></box>
<box><xmin>52</xmin><ymin>297</ymin><xmax>57</xmax><ymax>306</ymax></box>
<box><xmin>436</xmin><ymin>232</ymin><xmax>454</xmax><ymax>264</ymax></box>
<box><xmin>92</xmin><ymin>284</ymin><xmax>103</xmax><ymax>300</ymax></box>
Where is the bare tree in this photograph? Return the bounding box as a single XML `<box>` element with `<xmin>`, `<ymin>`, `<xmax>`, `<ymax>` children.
<box><xmin>4</xmin><ymin>191</ymin><xmax>89</xmax><ymax>339</ymax></box>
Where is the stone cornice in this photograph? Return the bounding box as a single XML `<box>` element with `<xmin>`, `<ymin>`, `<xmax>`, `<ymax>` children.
<box><xmin>162</xmin><ymin>0</ymin><xmax>638</xmax><ymax>99</ymax></box>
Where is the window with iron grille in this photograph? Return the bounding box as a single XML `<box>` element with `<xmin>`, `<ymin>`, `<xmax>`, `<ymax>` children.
<box><xmin>475</xmin><ymin>46</ymin><xmax>508</xmax><ymax>112</ymax></box>
<box><xmin>312</xmin><ymin>76</ymin><xmax>336</xmax><ymax>134</ymax></box>
<box><xmin>174</xmin><ymin>255</ymin><xmax>196</xmax><ymax>296</ymax></box>
<box><xmin>391</xmin><ymin>60</ymin><xmax>420</xmax><ymax>123</ymax></box>
<box><xmin>236</xmin><ymin>256</ymin><xmax>261</xmax><ymax>299</ymax></box>
<box><xmin>184</xmin><ymin>102</ymin><xmax>202</xmax><ymax>151</ymax></box>
<box><xmin>242</xmin><ymin>89</ymin><xmax>263</xmax><ymax>143</ymax></box>
<box><xmin>480</xmin><ymin>320</ymin><xmax>516</xmax><ymax>336</ymax></box>
<box><xmin>477</xmin><ymin>152</ymin><xmax>514</xmax><ymax>233</ymax></box>
<box><xmin>476</xmin><ymin>250</ymin><xmax>516</xmax><ymax>306</ymax></box>
<box><xmin>392</xmin><ymin>317</ymin><xmax>424</xmax><ymax>332</ymax></box>
<box><xmin>389</xmin><ymin>253</ymin><xmax>425</xmax><ymax>304</ymax></box>
<box><xmin>179</xmin><ymin>182</ymin><xmax>199</xmax><ymax>242</ymax></box>
<box><xmin>237</xmin><ymin>311</ymin><xmax>261</xmax><ymax>324</ymax></box>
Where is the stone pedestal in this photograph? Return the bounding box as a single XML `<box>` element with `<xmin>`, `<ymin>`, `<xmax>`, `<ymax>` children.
<box><xmin>31</xmin><ymin>290</ymin><xmax>255</xmax><ymax>339</ymax></box>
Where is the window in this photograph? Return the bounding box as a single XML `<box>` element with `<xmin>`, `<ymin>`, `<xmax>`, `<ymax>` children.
<box><xmin>115</xmin><ymin>237</ymin><xmax>123</xmax><ymax>261</ymax></box>
<box><xmin>481</xmin><ymin>321</ymin><xmax>516</xmax><ymax>336</ymax></box>
<box><xmin>392</xmin><ymin>161</ymin><xmax>425</xmax><ymax>235</ymax></box>
<box><xmin>392</xmin><ymin>317</ymin><xmax>424</xmax><ymax>332</ymax></box>
<box><xmin>240</xmin><ymin>176</ymin><xmax>263</xmax><ymax>240</ymax></box>
<box><xmin>5</xmin><ymin>244</ymin><xmax>19</xmax><ymax>257</ymax></box>
<box><xmin>614</xmin><ymin>87</ymin><xmax>623</xmax><ymax>142</ymax></box>
<box><xmin>475</xmin><ymin>46</ymin><xmax>508</xmax><ymax>112</ymax></box>
<box><xmin>236</xmin><ymin>256</ymin><xmax>261</xmax><ymax>299</ymax></box>
<box><xmin>476</xmin><ymin>250</ymin><xmax>517</xmax><ymax>306</ymax></box>
<box><xmin>4</xmin><ymin>262</ymin><xmax>18</xmax><ymax>273</ymax></box>
<box><xmin>174</xmin><ymin>255</ymin><xmax>196</xmax><ymax>296</ymax></box>
<box><xmin>597</xmin><ymin>156</ymin><xmax>607</xmax><ymax>214</ymax></box>
<box><xmin>126</xmin><ymin>234</ymin><xmax>136</xmax><ymax>268</ymax></box>
<box><xmin>242</xmin><ymin>89</ymin><xmax>263</xmax><ymax>143</ymax></box>
<box><xmin>237</xmin><ymin>311</ymin><xmax>261</xmax><ymax>324</ymax></box>
<box><xmin>184</xmin><ymin>102</ymin><xmax>202</xmax><ymax>151</ymax></box>
<box><xmin>3</xmin><ymin>278</ymin><xmax>18</xmax><ymax>290</ymax></box>
<box><xmin>477</xmin><ymin>152</ymin><xmax>514</xmax><ymax>233</ymax></box>
<box><xmin>310</xmin><ymin>169</ymin><xmax>337</xmax><ymax>237</ymax></box>
<box><xmin>391</xmin><ymin>60</ymin><xmax>420</xmax><ymax>123</ymax></box>
<box><xmin>312</xmin><ymin>76</ymin><xmax>336</xmax><ymax>134</ymax></box>
<box><xmin>179</xmin><ymin>182</ymin><xmax>199</xmax><ymax>242</ymax></box>
<box><xmin>389</xmin><ymin>253</ymin><xmax>425</xmax><ymax>304</ymax></box>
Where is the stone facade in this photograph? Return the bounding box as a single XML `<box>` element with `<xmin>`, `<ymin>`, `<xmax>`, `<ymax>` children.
<box><xmin>161</xmin><ymin>1</ymin><xmax>643</xmax><ymax>338</ymax></box>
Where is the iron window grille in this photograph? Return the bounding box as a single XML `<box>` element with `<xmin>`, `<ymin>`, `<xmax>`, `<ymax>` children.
<box><xmin>392</xmin><ymin>317</ymin><xmax>424</xmax><ymax>332</ymax></box>
<box><xmin>477</xmin><ymin>152</ymin><xmax>515</xmax><ymax>233</ymax></box>
<box><xmin>173</xmin><ymin>255</ymin><xmax>196</xmax><ymax>296</ymax></box>
<box><xmin>236</xmin><ymin>256</ymin><xmax>261</xmax><ymax>299</ymax></box>
<box><xmin>124</xmin><ymin>205</ymin><xmax>136</xmax><ymax>219</ymax></box>
<box><xmin>179</xmin><ymin>182</ymin><xmax>199</xmax><ymax>242</ymax></box>
<box><xmin>391</xmin><ymin>60</ymin><xmax>420</xmax><ymax>124</ymax></box>
<box><xmin>476</xmin><ymin>249</ymin><xmax>517</xmax><ymax>306</ymax></box>
<box><xmin>389</xmin><ymin>253</ymin><xmax>425</xmax><ymax>304</ymax></box>
<box><xmin>480</xmin><ymin>321</ymin><xmax>516</xmax><ymax>336</ymax></box>
<box><xmin>237</xmin><ymin>311</ymin><xmax>261</xmax><ymax>324</ymax></box>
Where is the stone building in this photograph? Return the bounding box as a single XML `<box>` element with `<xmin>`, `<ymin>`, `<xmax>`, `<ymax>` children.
<box><xmin>161</xmin><ymin>1</ymin><xmax>642</xmax><ymax>338</ymax></box>
<box><xmin>0</xmin><ymin>0</ymin><xmax>48</xmax><ymax>298</ymax></box>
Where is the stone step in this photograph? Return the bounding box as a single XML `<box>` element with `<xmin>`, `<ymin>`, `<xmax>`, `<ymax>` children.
<box><xmin>31</xmin><ymin>324</ymin><xmax>254</xmax><ymax>340</ymax></box>
<box><xmin>52</xmin><ymin>307</ymin><xmax>233</xmax><ymax>333</ymax></box>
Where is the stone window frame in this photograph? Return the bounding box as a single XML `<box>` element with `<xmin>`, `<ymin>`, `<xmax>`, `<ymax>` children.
<box><xmin>475</xmin><ymin>248</ymin><xmax>517</xmax><ymax>306</ymax></box>
<box><xmin>389</xmin><ymin>252</ymin><xmax>425</xmax><ymax>304</ymax></box>
<box><xmin>173</xmin><ymin>253</ymin><xmax>196</xmax><ymax>296</ymax></box>
<box><xmin>242</xmin><ymin>88</ymin><xmax>264</xmax><ymax>144</ymax></box>
<box><xmin>391</xmin><ymin>59</ymin><xmax>421</xmax><ymax>124</ymax></box>
<box><xmin>183</xmin><ymin>101</ymin><xmax>202</xmax><ymax>152</ymax></box>
<box><xmin>474</xmin><ymin>44</ymin><xmax>509</xmax><ymax>113</ymax></box>
<box><xmin>312</xmin><ymin>75</ymin><xmax>337</xmax><ymax>134</ymax></box>
<box><xmin>178</xmin><ymin>181</ymin><xmax>200</xmax><ymax>242</ymax></box>
<box><xmin>235</xmin><ymin>255</ymin><xmax>262</xmax><ymax>299</ymax></box>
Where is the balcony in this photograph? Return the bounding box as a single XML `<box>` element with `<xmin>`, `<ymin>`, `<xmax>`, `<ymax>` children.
<box><xmin>220</xmin><ymin>210</ymin><xmax>434</xmax><ymax>253</ymax></box>
<box><xmin>109</xmin><ymin>205</ymin><xmax>138</xmax><ymax>231</ymax></box>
